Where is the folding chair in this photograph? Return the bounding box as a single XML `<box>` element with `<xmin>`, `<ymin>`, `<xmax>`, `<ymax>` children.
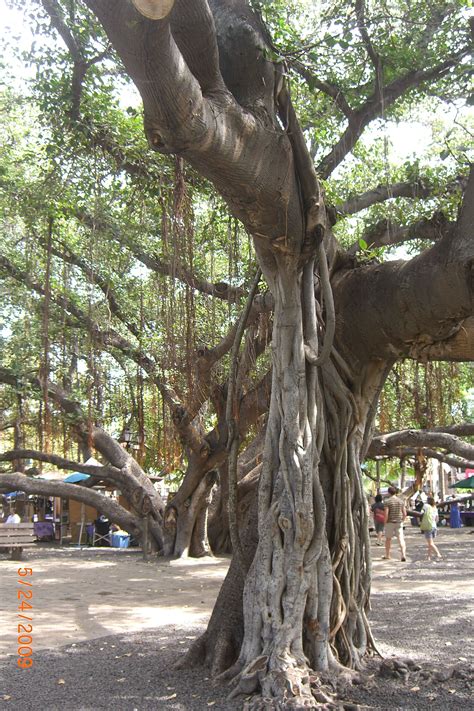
<box><xmin>92</xmin><ymin>519</ymin><xmax>111</xmax><ymax>546</ymax></box>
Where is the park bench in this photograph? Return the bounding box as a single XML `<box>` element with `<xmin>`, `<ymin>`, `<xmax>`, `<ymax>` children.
<box><xmin>0</xmin><ymin>523</ymin><xmax>36</xmax><ymax>560</ymax></box>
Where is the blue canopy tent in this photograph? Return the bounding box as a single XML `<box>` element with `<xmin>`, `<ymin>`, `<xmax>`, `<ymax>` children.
<box><xmin>63</xmin><ymin>472</ymin><xmax>91</xmax><ymax>484</ymax></box>
<box><xmin>62</xmin><ymin>473</ymin><xmax>92</xmax><ymax>547</ymax></box>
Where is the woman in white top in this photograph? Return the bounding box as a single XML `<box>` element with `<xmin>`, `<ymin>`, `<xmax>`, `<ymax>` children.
<box><xmin>421</xmin><ymin>497</ymin><xmax>442</xmax><ymax>561</ymax></box>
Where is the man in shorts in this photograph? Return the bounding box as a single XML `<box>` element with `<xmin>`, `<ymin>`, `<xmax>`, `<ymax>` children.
<box><xmin>384</xmin><ymin>486</ymin><xmax>407</xmax><ymax>561</ymax></box>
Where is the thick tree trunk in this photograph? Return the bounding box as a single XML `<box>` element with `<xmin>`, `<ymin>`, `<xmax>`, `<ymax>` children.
<box><xmin>164</xmin><ymin>466</ymin><xmax>218</xmax><ymax>557</ymax></box>
<box><xmin>208</xmin><ymin>463</ymin><xmax>231</xmax><ymax>554</ymax></box>
<box><xmin>183</xmin><ymin>354</ymin><xmax>389</xmax><ymax>705</ymax></box>
<box><xmin>215</xmin><ymin>257</ymin><xmax>336</xmax><ymax>705</ymax></box>
<box><xmin>178</xmin><ymin>480</ymin><xmax>258</xmax><ymax>675</ymax></box>
<box><xmin>209</xmin><ymin>432</ymin><xmax>265</xmax><ymax>554</ymax></box>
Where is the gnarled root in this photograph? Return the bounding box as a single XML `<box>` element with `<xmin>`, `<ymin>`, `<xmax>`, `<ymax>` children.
<box><xmin>231</xmin><ymin>657</ymin><xmax>340</xmax><ymax>709</ymax></box>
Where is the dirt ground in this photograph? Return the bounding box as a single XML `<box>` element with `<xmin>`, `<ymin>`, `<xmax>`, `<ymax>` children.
<box><xmin>0</xmin><ymin>526</ymin><xmax>472</xmax><ymax>709</ymax></box>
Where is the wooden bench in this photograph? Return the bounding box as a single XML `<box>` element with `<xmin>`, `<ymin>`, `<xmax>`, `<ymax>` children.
<box><xmin>0</xmin><ymin>523</ymin><xmax>36</xmax><ymax>560</ymax></box>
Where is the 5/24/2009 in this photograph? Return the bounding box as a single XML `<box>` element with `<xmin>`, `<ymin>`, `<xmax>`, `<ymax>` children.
<box><xmin>17</xmin><ymin>567</ymin><xmax>33</xmax><ymax>668</ymax></box>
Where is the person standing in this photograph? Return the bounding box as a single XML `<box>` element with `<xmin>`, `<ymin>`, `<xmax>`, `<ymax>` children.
<box><xmin>371</xmin><ymin>494</ymin><xmax>385</xmax><ymax>545</ymax></box>
<box><xmin>383</xmin><ymin>486</ymin><xmax>407</xmax><ymax>561</ymax></box>
<box><xmin>449</xmin><ymin>500</ymin><xmax>462</xmax><ymax>528</ymax></box>
<box><xmin>5</xmin><ymin>509</ymin><xmax>21</xmax><ymax>524</ymax></box>
<box><xmin>420</xmin><ymin>496</ymin><xmax>442</xmax><ymax>560</ymax></box>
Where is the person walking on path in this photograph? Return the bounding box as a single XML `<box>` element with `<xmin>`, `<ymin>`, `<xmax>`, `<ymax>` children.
<box><xmin>421</xmin><ymin>496</ymin><xmax>442</xmax><ymax>561</ymax></box>
<box><xmin>383</xmin><ymin>486</ymin><xmax>407</xmax><ymax>561</ymax></box>
<box><xmin>371</xmin><ymin>494</ymin><xmax>385</xmax><ymax>546</ymax></box>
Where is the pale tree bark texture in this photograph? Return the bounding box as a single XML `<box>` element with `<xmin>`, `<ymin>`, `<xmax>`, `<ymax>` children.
<box><xmin>81</xmin><ymin>0</ymin><xmax>473</xmax><ymax>707</ymax></box>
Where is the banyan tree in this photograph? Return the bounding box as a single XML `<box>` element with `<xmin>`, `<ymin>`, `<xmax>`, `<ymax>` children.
<box><xmin>0</xmin><ymin>0</ymin><xmax>472</xmax><ymax>707</ymax></box>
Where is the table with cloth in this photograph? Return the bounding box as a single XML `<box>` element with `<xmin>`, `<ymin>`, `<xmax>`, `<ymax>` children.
<box><xmin>33</xmin><ymin>521</ymin><xmax>55</xmax><ymax>540</ymax></box>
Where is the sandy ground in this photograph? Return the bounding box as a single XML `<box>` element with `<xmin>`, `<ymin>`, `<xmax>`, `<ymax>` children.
<box><xmin>0</xmin><ymin>527</ymin><xmax>472</xmax><ymax>709</ymax></box>
<box><xmin>0</xmin><ymin>547</ymin><xmax>230</xmax><ymax>655</ymax></box>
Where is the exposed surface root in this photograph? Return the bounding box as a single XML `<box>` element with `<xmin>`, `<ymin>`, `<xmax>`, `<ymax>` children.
<box><xmin>230</xmin><ymin>657</ymin><xmax>344</xmax><ymax>710</ymax></box>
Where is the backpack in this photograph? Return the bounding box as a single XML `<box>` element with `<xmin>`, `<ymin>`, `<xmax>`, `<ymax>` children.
<box><xmin>374</xmin><ymin>507</ymin><xmax>385</xmax><ymax>524</ymax></box>
<box><xmin>420</xmin><ymin>506</ymin><xmax>435</xmax><ymax>532</ymax></box>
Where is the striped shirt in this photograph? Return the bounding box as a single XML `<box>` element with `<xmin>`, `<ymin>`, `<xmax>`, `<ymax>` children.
<box><xmin>384</xmin><ymin>496</ymin><xmax>405</xmax><ymax>523</ymax></box>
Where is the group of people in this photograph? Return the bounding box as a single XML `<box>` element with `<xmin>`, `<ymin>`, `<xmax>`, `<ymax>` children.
<box><xmin>371</xmin><ymin>486</ymin><xmax>442</xmax><ymax>562</ymax></box>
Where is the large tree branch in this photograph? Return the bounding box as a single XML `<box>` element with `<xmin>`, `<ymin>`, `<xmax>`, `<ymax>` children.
<box><xmin>84</xmin><ymin>0</ymin><xmax>304</xmax><ymax>246</ymax></box>
<box><xmin>347</xmin><ymin>211</ymin><xmax>455</xmax><ymax>255</ymax></box>
<box><xmin>0</xmin><ymin>471</ymin><xmax>140</xmax><ymax>534</ymax></box>
<box><xmin>369</xmin><ymin>447</ymin><xmax>474</xmax><ymax>472</ymax></box>
<box><xmin>412</xmin><ymin>315</ymin><xmax>474</xmax><ymax>362</ymax></box>
<box><xmin>430</xmin><ymin>423</ymin><xmax>474</xmax><ymax>438</ymax></box>
<box><xmin>451</xmin><ymin>164</ymin><xmax>474</xmax><ymax>261</ymax></box>
<box><xmin>369</xmin><ymin>428</ymin><xmax>474</xmax><ymax>463</ymax></box>
<box><xmin>317</xmin><ymin>50</ymin><xmax>469</xmax><ymax>179</ymax></box>
<box><xmin>335</xmin><ymin>257</ymin><xmax>473</xmax><ymax>366</ymax></box>
<box><xmin>334</xmin><ymin>175</ymin><xmax>474</xmax><ymax>366</ymax></box>
<box><xmin>0</xmin><ymin>449</ymin><xmax>119</xmax><ymax>480</ymax></box>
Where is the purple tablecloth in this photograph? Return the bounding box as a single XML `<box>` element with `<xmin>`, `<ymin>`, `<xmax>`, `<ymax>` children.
<box><xmin>34</xmin><ymin>521</ymin><xmax>55</xmax><ymax>539</ymax></box>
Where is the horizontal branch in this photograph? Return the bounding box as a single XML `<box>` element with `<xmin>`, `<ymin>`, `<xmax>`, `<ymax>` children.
<box><xmin>0</xmin><ymin>449</ymin><xmax>120</xmax><ymax>480</ymax></box>
<box><xmin>347</xmin><ymin>211</ymin><xmax>455</xmax><ymax>255</ymax></box>
<box><xmin>333</xmin><ymin>186</ymin><xmax>474</xmax><ymax>367</ymax></box>
<box><xmin>369</xmin><ymin>428</ymin><xmax>474</xmax><ymax>462</ymax></box>
<box><xmin>289</xmin><ymin>60</ymin><xmax>352</xmax><ymax>119</ymax></box>
<box><xmin>75</xmin><ymin>210</ymin><xmax>245</xmax><ymax>303</ymax></box>
<box><xmin>430</xmin><ymin>423</ymin><xmax>474</xmax><ymax>437</ymax></box>
<box><xmin>0</xmin><ymin>471</ymin><xmax>140</xmax><ymax>534</ymax></box>
<box><xmin>409</xmin><ymin>316</ymin><xmax>474</xmax><ymax>362</ymax></box>
<box><xmin>338</xmin><ymin>176</ymin><xmax>466</xmax><ymax>216</ymax></box>
<box><xmin>371</xmin><ymin>447</ymin><xmax>474</xmax><ymax>471</ymax></box>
